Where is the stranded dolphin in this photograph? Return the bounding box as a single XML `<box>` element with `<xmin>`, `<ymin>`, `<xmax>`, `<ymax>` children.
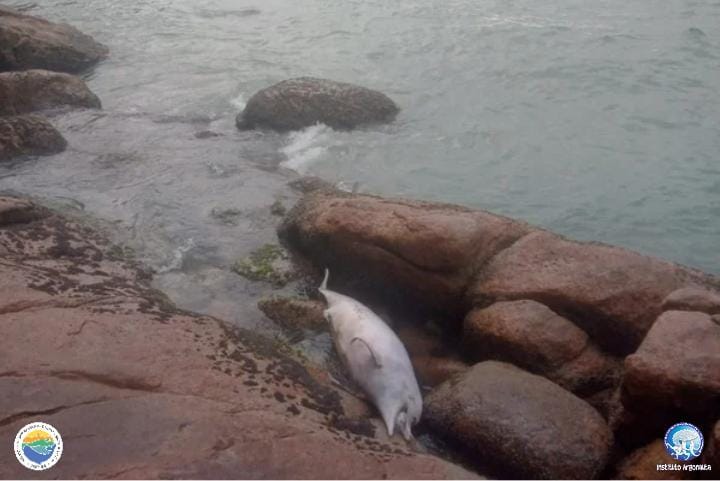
<box><xmin>319</xmin><ymin>269</ymin><xmax>422</xmax><ymax>440</ymax></box>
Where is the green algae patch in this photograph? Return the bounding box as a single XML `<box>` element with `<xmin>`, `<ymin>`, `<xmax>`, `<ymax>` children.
<box><xmin>258</xmin><ymin>295</ymin><xmax>327</xmax><ymax>332</ymax></box>
<box><xmin>231</xmin><ymin>243</ymin><xmax>295</xmax><ymax>286</ymax></box>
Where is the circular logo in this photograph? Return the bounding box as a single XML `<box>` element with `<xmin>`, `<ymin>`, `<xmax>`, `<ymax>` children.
<box><xmin>14</xmin><ymin>422</ymin><xmax>63</xmax><ymax>470</ymax></box>
<box><xmin>664</xmin><ymin>422</ymin><xmax>704</xmax><ymax>461</ymax></box>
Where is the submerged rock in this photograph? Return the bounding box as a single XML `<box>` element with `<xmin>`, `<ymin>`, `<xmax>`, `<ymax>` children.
<box><xmin>0</xmin><ymin>69</ymin><xmax>101</xmax><ymax>115</ymax></box>
<box><xmin>231</xmin><ymin>243</ymin><xmax>296</xmax><ymax>286</ymax></box>
<box><xmin>258</xmin><ymin>295</ymin><xmax>326</xmax><ymax>331</ymax></box>
<box><xmin>0</xmin><ymin>196</ymin><xmax>42</xmax><ymax>225</ymax></box>
<box><xmin>424</xmin><ymin>361</ymin><xmax>612</xmax><ymax>479</ymax></box>
<box><xmin>0</xmin><ymin>6</ymin><xmax>108</xmax><ymax>73</ymax></box>
<box><xmin>0</xmin><ymin>114</ymin><xmax>66</xmax><ymax>161</ymax></box>
<box><xmin>236</xmin><ymin>77</ymin><xmax>399</xmax><ymax>132</ymax></box>
<box><xmin>0</xmin><ymin>197</ymin><xmax>477</xmax><ymax>479</ymax></box>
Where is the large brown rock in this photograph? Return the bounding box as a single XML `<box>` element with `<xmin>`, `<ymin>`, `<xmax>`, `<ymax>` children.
<box><xmin>424</xmin><ymin>361</ymin><xmax>612</xmax><ymax>479</ymax></box>
<box><xmin>236</xmin><ymin>77</ymin><xmax>399</xmax><ymax>132</ymax></box>
<box><xmin>463</xmin><ymin>300</ymin><xmax>589</xmax><ymax>370</ymax></box>
<box><xmin>0</xmin><ymin>114</ymin><xmax>66</xmax><ymax>160</ymax></box>
<box><xmin>0</xmin><ymin>198</ymin><xmax>477</xmax><ymax>479</ymax></box>
<box><xmin>703</xmin><ymin>420</ymin><xmax>719</xmax><ymax>472</ymax></box>
<box><xmin>0</xmin><ymin>6</ymin><xmax>108</xmax><ymax>73</ymax></box>
<box><xmin>279</xmin><ymin>191</ymin><xmax>530</xmax><ymax>315</ymax></box>
<box><xmin>469</xmin><ymin>231</ymin><xmax>716</xmax><ymax>354</ymax></box>
<box><xmin>662</xmin><ymin>287</ymin><xmax>720</xmax><ymax>315</ymax></box>
<box><xmin>623</xmin><ymin>310</ymin><xmax>720</xmax><ymax>418</ymax></box>
<box><xmin>0</xmin><ymin>69</ymin><xmax>100</xmax><ymax>115</ymax></box>
<box><xmin>614</xmin><ymin>440</ymin><xmax>689</xmax><ymax>480</ymax></box>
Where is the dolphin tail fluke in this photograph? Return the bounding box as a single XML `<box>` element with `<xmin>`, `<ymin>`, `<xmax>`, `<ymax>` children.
<box><xmin>320</xmin><ymin>268</ymin><xmax>329</xmax><ymax>291</ymax></box>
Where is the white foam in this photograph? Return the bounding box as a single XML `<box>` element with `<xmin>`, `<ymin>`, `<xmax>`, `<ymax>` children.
<box><xmin>279</xmin><ymin>123</ymin><xmax>332</xmax><ymax>174</ymax></box>
<box><xmin>230</xmin><ymin>92</ymin><xmax>246</xmax><ymax>110</ymax></box>
<box><xmin>157</xmin><ymin>237</ymin><xmax>196</xmax><ymax>273</ymax></box>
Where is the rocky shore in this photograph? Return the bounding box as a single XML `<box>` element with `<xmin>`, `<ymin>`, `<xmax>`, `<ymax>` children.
<box><xmin>0</xmin><ymin>6</ymin><xmax>105</xmax><ymax>161</ymax></box>
<box><xmin>2</xmin><ymin>4</ymin><xmax>719</xmax><ymax>481</ymax></box>
<box><xmin>0</xmin><ymin>196</ymin><xmax>475</xmax><ymax>479</ymax></box>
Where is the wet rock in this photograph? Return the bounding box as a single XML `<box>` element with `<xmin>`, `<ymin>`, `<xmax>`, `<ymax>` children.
<box><xmin>231</xmin><ymin>243</ymin><xmax>296</xmax><ymax>287</ymax></box>
<box><xmin>236</xmin><ymin>77</ymin><xmax>399</xmax><ymax>132</ymax></box>
<box><xmin>0</xmin><ymin>198</ymin><xmax>477</xmax><ymax>479</ymax></box>
<box><xmin>614</xmin><ymin>440</ymin><xmax>689</xmax><ymax>480</ymax></box>
<box><xmin>662</xmin><ymin>287</ymin><xmax>720</xmax><ymax>315</ymax></box>
<box><xmin>470</xmin><ymin>231</ymin><xmax>715</xmax><ymax>354</ymax></box>
<box><xmin>0</xmin><ymin>196</ymin><xmax>43</xmax><ymax>225</ymax></box>
<box><xmin>623</xmin><ymin>310</ymin><xmax>720</xmax><ymax>418</ymax></box>
<box><xmin>258</xmin><ymin>295</ymin><xmax>326</xmax><ymax>331</ymax></box>
<box><xmin>287</xmin><ymin>175</ymin><xmax>336</xmax><ymax>194</ymax></box>
<box><xmin>0</xmin><ymin>6</ymin><xmax>108</xmax><ymax>73</ymax></box>
<box><xmin>209</xmin><ymin>207</ymin><xmax>242</xmax><ymax>225</ymax></box>
<box><xmin>279</xmin><ymin>191</ymin><xmax>530</xmax><ymax>316</ymax></box>
<box><xmin>463</xmin><ymin>300</ymin><xmax>589</xmax><ymax>371</ymax></box>
<box><xmin>0</xmin><ymin>114</ymin><xmax>66</xmax><ymax>161</ymax></box>
<box><xmin>0</xmin><ymin>69</ymin><xmax>100</xmax><ymax>115</ymax></box>
<box><xmin>411</xmin><ymin>355</ymin><xmax>468</xmax><ymax>388</ymax></box>
<box><xmin>270</xmin><ymin>199</ymin><xmax>286</xmax><ymax>216</ymax></box>
<box><xmin>193</xmin><ymin>129</ymin><xmax>221</xmax><ymax>139</ymax></box>
<box><xmin>424</xmin><ymin>361</ymin><xmax>612</xmax><ymax>479</ymax></box>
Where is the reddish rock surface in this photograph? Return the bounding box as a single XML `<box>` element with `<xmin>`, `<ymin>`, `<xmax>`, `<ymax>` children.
<box><xmin>236</xmin><ymin>77</ymin><xmax>399</xmax><ymax>132</ymax></box>
<box><xmin>0</xmin><ymin>69</ymin><xmax>100</xmax><ymax>115</ymax></box>
<box><xmin>469</xmin><ymin>231</ymin><xmax>715</xmax><ymax>354</ymax></box>
<box><xmin>662</xmin><ymin>287</ymin><xmax>720</xmax><ymax>315</ymax></box>
<box><xmin>279</xmin><ymin>191</ymin><xmax>530</xmax><ymax>316</ymax></box>
<box><xmin>0</xmin><ymin>6</ymin><xmax>108</xmax><ymax>73</ymax></box>
<box><xmin>0</xmin><ymin>114</ymin><xmax>67</xmax><ymax>160</ymax></box>
<box><xmin>614</xmin><ymin>440</ymin><xmax>690</xmax><ymax>480</ymax></box>
<box><xmin>424</xmin><ymin>361</ymin><xmax>612</xmax><ymax>479</ymax></box>
<box><xmin>623</xmin><ymin>310</ymin><xmax>720</xmax><ymax>417</ymax></box>
<box><xmin>463</xmin><ymin>300</ymin><xmax>589</xmax><ymax>370</ymax></box>
<box><xmin>0</xmin><ymin>197</ymin><xmax>477</xmax><ymax>479</ymax></box>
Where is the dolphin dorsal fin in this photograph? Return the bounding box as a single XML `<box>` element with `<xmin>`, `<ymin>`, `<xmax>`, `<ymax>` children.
<box><xmin>351</xmin><ymin>337</ymin><xmax>383</xmax><ymax>368</ymax></box>
<box><xmin>320</xmin><ymin>268</ymin><xmax>329</xmax><ymax>291</ymax></box>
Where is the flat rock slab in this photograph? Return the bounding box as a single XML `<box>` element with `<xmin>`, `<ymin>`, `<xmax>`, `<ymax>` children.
<box><xmin>0</xmin><ymin>69</ymin><xmax>100</xmax><ymax>115</ymax></box>
<box><xmin>0</xmin><ymin>114</ymin><xmax>66</xmax><ymax>161</ymax></box>
<box><xmin>0</xmin><ymin>198</ymin><xmax>477</xmax><ymax>479</ymax></box>
<box><xmin>236</xmin><ymin>77</ymin><xmax>399</xmax><ymax>131</ymax></box>
<box><xmin>0</xmin><ymin>6</ymin><xmax>108</xmax><ymax>72</ymax></box>
<box><xmin>424</xmin><ymin>361</ymin><xmax>612</xmax><ymax>479</ymax></box>
<box><xmin>623</xmin><ymin>310</ymin><xmax>720</xmax><ymax>416</ymax></box>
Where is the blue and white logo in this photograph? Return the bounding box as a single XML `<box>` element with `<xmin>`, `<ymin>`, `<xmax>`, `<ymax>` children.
<box><xmin>664</xmin><ymin>422</ymin><xmax>704</xmax><ymax>461</ymax></box>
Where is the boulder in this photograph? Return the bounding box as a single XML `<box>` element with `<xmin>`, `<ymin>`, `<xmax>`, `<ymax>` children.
<box><xmin>0</xmin><ymin>114</ymin><xmax>66</xmax><ymax>160</ymax></box>
<box><xmin>424</xmin><ymin>361</ymin><xmax>612</xmax><ymax>479</ymax></box>
<box><xmin>469</xmin><ymin>231</ymin><xmax>715</xmax><ymax>354</ymax></box>
<box><xmin>257</xmin><ymin>295</ymin><xmax>326</xmax><ymax>331</ymax></box>
<box><xmin>463</xmin><ymin>300</ymin><xmax>589</xmax><ymax>371</ymax></box>
<box><xmin>0</xmin><ymin>196</ymin><xmax>43</xmax><ymax>225</ymax></box>
<box><xmin>0</xmin><ymin>199</ymin><xmax>477</xmax><ymax>479</ymax></box>
<box><xmin>545</xmin><ymin>343</ymin><xmax>622</xmax><ymax>395</ymax></box>
<box><xmin>279</xmin><ymin>191</ymin><xmax>530</xmax><ymax>316</ymax></box>
<box><xmin>0</xmin><ymin>69</ymin><xmax>100</xmax><ymax>115</ymax></box>
<box><xmin>411</xmin><ymin>355</ymin><xmax>468</xmax><ymax>387</ymax></box>
<box><xmin>623</xmin><ymin>310</ymin><xmax>720</xmax><ymax>418</ymax></box>
<box><xmin>0</xmin><ymin>6</ymin><xmax>108</xmax><ymax>73</ymax></box>
<box><xmin>662</xmin><ymin>287</ymin><xmax>720</xmax><ymax>315</ymax></box>
<box><xmin>614</xmin><ymin>440</ymin><xmax>689</xmax><ymax>480</ymax></box>
<box><xmin>236</xmin><ymin>77</ymin><xmax>399</xmax><ymax>132</ymax></box>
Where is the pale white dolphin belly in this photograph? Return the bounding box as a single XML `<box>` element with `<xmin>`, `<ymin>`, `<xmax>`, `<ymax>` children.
<box><xmin>319</xmin><ymin>269</ymin><xmax>422</xmax><ymax>440</ymax></box>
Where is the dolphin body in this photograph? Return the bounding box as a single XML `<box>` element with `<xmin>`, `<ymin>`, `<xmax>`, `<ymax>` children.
<box><xmin>319</xmin><ymin>269</ymin><xmax>422</xmax><ymax>440</ymax></box>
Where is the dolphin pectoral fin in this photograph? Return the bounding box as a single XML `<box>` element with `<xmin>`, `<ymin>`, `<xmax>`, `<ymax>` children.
<box><xmin>350</xmin><ymin>337</ymin><xmax>383</xmax><ymax>368</ymax></box>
